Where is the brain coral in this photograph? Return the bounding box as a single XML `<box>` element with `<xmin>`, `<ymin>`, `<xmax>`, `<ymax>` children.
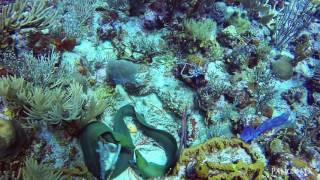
<box><xmin>271</xmin><ymin>58</ymin><xmax>293</xmax><ymax>80</ymax></box>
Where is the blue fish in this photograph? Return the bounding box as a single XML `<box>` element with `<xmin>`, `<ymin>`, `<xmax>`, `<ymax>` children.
<box><xmin>240</xmin><ymin>112</ymin><xmax>290</xmax><ymax>143</ymax></box>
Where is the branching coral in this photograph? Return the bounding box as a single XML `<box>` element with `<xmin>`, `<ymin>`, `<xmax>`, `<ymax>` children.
<box><xmin>1</xmin><ymin>49</ymin><xmax>78</xmax><ymax>91</ymax></box>
<box><xmin>0</xmin><ymin>76</ymin><xmax>107</xmax><ymax>126</ymax></box>
<box><xmin>57</xmin><ymin>0</ymin><xmax>97</xmax><ymax>38</ymax></box>
<box><xmin>0</xmin><ymin>0</ymin><xmax>57</xmax><ymax>48</ymax></box>
<box><xmin>20</xmin><ymin>50</ymin><xmax>64</xmax><ymax>88</ymax></box>
<box><xmin>127</xmin><ymin>35</ymin><xmax>164</xmax><ymax>61</ymax></box>
<box><xmin>247</xmin><ymin>63</ymin><xmax>275</xmax><ymax>113</ymax></box>
<box><xmin>0</xmin><ymin>0</ymin><xmax>57</xmax><ymax>34</ymax></box>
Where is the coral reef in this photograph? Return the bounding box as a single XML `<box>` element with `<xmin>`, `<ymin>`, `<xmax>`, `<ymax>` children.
<box><xmin>173</xmin><ymin>137</ymin><xmax>265</xmax><ymax>179</ymax></box>
<box><xmin>1</xmin><ymin>0</ymin><xmax>320</xmax><ymax>179</ymax></box>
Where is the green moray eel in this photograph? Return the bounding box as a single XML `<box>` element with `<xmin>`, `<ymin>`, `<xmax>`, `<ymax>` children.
<box><xmin>79</xmin><ymin>104</ymin><xmax>178</xmax><ymax>179</ymax></box>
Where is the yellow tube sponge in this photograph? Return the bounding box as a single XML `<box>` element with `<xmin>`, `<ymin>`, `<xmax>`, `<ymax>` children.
<box><xmin>173</xmin><ymin>137</ymin><xmax>265</xmax><ymax>179</ymax></box>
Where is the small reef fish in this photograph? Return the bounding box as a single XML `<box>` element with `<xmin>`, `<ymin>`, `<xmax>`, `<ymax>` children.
<box><xmin>240</xmin><ymin>112</ymin><xmax>290</xmax><ymax>143</ymax></box>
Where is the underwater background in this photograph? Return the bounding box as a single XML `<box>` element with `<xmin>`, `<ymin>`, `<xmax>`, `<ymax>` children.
<box><xmin>0</xmin><ymin>0</ymin><xmax>320</xmax><ymax>179</ymax></box>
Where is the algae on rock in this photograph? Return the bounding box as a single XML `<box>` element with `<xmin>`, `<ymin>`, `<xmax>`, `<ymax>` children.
<box><xmin>173</xmin><ymin>137</ymin><xmax>265</xmax><ymax>179</ymax></box>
